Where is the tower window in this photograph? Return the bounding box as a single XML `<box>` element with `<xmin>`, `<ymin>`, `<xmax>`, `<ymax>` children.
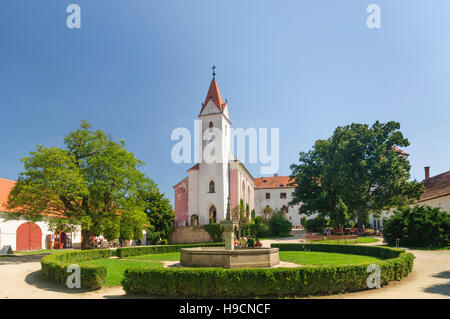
<box><xmin>209</xmin><ymin>180</ymin><xmax>215</xmax><ymax>193</ymax></box>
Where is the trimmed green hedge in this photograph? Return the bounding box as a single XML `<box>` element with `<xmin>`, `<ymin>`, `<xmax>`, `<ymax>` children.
<box><xmin>116</xmin><ymin>243</ymin><xmax>224</xmax><ymax>258</ymax></box>
<box><xmin>271</xmin><ymin>243</ymin><xmax>402</xmax><ymax>259</ymax></box>
<box><xmin>41</xmin><ymin>249</ymin><xmax>114</xmax><ymax>289</ymax></box>
<box><xmin>121</xmin><ymin>244</ymin><xmax>414</xmax><ymax>297</ymax></box>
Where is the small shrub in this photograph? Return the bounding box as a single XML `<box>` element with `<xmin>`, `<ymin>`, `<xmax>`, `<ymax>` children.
<box><xmin>305</xmin><ymin>215</ymin><xmax>329</xmax><ymax>233</ymax></box>
<box><xmin>269</xmin><ymin>213</ymin><xmax>292</xmax><ymax>236</ymax></box>
<box><xmin>383</xmin><ymin>205</ymin><xmax>450</xmax><ymax>247</ymax></box>
<box><xmin>201</xmin><ymin>223</ymin><xmax>223</xmax><ymax>242</ymax></box>
<box><xmin>40</xmin><ymin>249</ymin><xmax>113</xmax><ymax>289</ymax></box>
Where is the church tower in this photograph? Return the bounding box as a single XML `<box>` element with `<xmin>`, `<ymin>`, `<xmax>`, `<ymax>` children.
<box><xmin>196</xmin><ymin>67</ymin><xmax>231</xmax><ymax>224</ymax></box>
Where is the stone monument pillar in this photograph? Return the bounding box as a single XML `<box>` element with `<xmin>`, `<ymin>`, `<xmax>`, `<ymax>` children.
<box><xmin>220</xmin><ymin>196</ymin><xmax>235</xmax><ymax>250</ymax></box>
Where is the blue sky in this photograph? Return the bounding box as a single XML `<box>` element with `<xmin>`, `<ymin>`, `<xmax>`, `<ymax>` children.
<box><xmin>1</xmin><ymin>0</ymin><xmax>449</xmax><ymax>204</ymax></box>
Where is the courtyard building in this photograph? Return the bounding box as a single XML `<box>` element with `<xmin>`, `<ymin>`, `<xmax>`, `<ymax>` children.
<box><xmin>0</xmin><ymin>177</ymin><xmax>81</xmax><ymax>251</ymax></box>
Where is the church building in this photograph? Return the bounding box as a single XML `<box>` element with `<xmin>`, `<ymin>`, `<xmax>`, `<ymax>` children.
<box><xmin>173</xmin><ymin>72</ymin><xmax>303</xmax><ymax>227</ymax></box>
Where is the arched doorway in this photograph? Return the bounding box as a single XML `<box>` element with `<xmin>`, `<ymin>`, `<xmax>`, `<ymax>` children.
<box><xmin>191</xmin><ymin>214</ymin><xmax>199</xmax><ymax>226</ymax></box>
<box><xmin>16</xmin><ymin>222</ymin><xmax>42</xmax><ymax>251</ymax></box>
<box><xmin>209</xmin><ymin>205</ymin><xmax>217</xmax><ymax>224</ymax></box>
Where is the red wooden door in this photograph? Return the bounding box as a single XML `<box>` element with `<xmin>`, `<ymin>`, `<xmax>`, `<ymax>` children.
<box><xmin>16</xmin><ymin>222</ymin><xmax>42</xmax><ymax>251</ymax></box>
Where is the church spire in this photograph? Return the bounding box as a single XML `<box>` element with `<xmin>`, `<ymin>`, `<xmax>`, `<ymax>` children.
<box><xmin>199</xmin><ymin>66</ymin><xmax>225</xmax><ymax>114</ymax></box>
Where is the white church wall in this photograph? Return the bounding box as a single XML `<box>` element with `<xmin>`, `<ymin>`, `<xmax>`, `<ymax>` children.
<box><xmin>197</xmin><ymin>110</ymin><xmax>231</xmax><ymax>225</ymax></box>
<box><xmin>187</xmin><ymin>169</ymin><xmax>199</xmax><ymax>224</ymax></box>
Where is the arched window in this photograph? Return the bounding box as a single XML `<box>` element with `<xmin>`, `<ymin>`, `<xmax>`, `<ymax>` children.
<box><xmin>209</xmin><ymin>180</ymin><xmax>215</xmax><ymax>193</ymax></box>
<box><xmin>209</xmin><ymin>121</ymin><xmax>213</xmax><ymax>129</ymax></box>
<box><xmin>209</xmin><ymin>205</ymin><xmax>217</xmax><ymax>223</ymax></box>
<box><xmin>281</xmin><ymin>205</ymin><xmax>288</xmax><ymax>213</ymax></box>
<box><xmin>242</xmin><ymin>181</ymin><xmax>245</xmax><ymax>202</ymax></box>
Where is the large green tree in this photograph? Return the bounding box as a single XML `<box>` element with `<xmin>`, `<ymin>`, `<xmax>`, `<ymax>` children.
<box><xmin>289</xmin><ymin>121</ymin><xmax>424</xmax><ymax>230</ymax></box>
<box><xmin>139</xmin><ymin>185</ymin><xmax>174</xmax><ymax>242</ymax></box>
<box><xmin>7</xmin><ymin>121</ymin><xmax>154</xmax><ymax>249</ymax></box>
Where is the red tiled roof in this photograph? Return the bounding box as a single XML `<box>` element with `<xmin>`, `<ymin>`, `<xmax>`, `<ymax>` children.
<box><xmin>187</xmin><ymin>163</ymin><xmax>199</xmax><ymax>171</ymax></box>
<box><xmin>419</xmin><ymin>170</ymin><xmax>450</xmax><ymax>202</ymax></box>
<box><xmin>0</xmin><ymin>178</ymin><xmax>16</xmax><ymax>212</ymax></box>
<box><xmin>199</xmin><ymin>79</ymin><xmax>226</xmax><ymax>114</ymax></box>
<box><xmin>392</xmin><ymin>146</ymin><xmax>409</xmax><ymax>156</ymax></box>
<box><xmin>254</xmin><ymin>175</ymin><xmax>295</xmax><ymax>189</ymax></box>
<box><xmin>0</xmin><ymin>177</ymin><xmax>69</xmax><ymax>218</ymax></box>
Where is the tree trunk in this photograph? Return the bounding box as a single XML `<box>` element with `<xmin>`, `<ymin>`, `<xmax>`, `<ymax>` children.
<box><xmin>357</xmin><ymin>212</ymin><xmax>367</xmax><ymax>234</ymax></box>
<box><xmin>81</xmin><ymin>228</ymin><xmax>94</xmax><ymax>250</ymax></box>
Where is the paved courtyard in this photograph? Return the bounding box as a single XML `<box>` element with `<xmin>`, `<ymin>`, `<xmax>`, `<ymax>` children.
<box><xmin>0</xmin><ymin>231</ymin><xmax>449</xmax><ymax>299</ymax></box>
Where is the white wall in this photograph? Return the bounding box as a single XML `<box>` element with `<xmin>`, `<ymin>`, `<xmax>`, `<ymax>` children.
<box><xmin>254</xmin><ymin>188</ymin><xmax>305</xmax><ymax>226</ymax></box>
<box><xmin>418</xmin><ymin>195</ymin><xmax>450</xmax><ymax>213</ymax></box>
<box><xmin>369</xmin><ymin>195</ymin><xmax>450</xmax><ymax>228</ymax></box>
<box><xmin>187</xmin><ymin>169</ymin><xmax>199</xmax><ymax>224</ymax></box>
<box><xmin>0</xmin><ymin>213</ymin><xmax>81</xmax><ymax>251</ymax></box>
<box><xmin>197</xmin><ymin>106</ymin><xmax>231</xmax><ymax>225</ymax></box>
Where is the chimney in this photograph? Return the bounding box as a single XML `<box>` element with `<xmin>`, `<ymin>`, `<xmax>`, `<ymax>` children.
<box><xmin>424</xmin><ymin>166</ymin><xmax>430</xmax><ymax>180</ymax></box>
<box><xmin>274</xmin><ymin>174</ymin><xmax>278</xmax><ymax>177</ymax></box>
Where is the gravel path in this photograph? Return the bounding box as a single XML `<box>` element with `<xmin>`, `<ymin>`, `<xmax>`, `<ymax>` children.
<box><xmin>1</xmin><ymin>231</ymin><xmax>448</xmax><ymax>299</ymax></box>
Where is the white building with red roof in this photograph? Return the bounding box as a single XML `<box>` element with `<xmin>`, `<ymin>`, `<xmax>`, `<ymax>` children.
<box><xmin>0</xmin><ymin>178</ymin><xmax>81</xmax><ymax>251</ymax></box>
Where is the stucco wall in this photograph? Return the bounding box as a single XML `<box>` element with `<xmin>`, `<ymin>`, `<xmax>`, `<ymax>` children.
<box><xmin>188</xmin><ymin>168</ymin><xmax>199</xmax><ymax>224</ymax></box>
<box><xmin>168</xmin><ymin>226</ymin><xmax>213</xmax><ymax>244</ymax></box>
<box><xmin>0</xmin><ymin>214</ymin><xmax>81</xmax><ymax>251</ymax></box>
<box><xmin>197</xmin><ymin>112</ymin><xmax>230</xmax><ymax>225</ymax></box>
<box><xmin>174</xmin><ymin>178</ymin><xmax>188</xmax><ymax>226</ymax></box>
<box><xmin>254</xmin><ymin>188</ymin><xmax>305</xmax><ymax>226</ymax></box>
<box><xmin>418</xmin><ymin>195</ymin><xmax>450</xmax><ymax>213</ymax></box>
<box><xmin>370</xmin><ymin>195</ymin><xmax>450</xmax><ymax>229</ymax></box>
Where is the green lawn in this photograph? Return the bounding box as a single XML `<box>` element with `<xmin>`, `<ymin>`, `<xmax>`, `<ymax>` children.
<box><xmin>259</xmin><ymin>234</ymin><xmax>294</xmax><ymax>240</ymax></box>
<box><xmin>14</xmin><ymin>249</ymin><xmax>76</xmax><ymax>256</ymax></box>
<box><xmin>79</xmin><ymin>258</ymin><xmax>163</xmax><ymax>287</ymax></box>
<box><xmin>125</xmin><ymin>252</ymin><xmax>181</xmax><ymax>261</ymax></box>
<box><xmin>279</xmin><ymin>251</ymin><xmax>383</xmax><ymax>266</ymax></box>
<box><xmin>307</xmin><ymin>237</ymin><xmax>380</xmax><ymax>244</ymax></box>
<box><xmin>127</xmin><ymin>250</ymin><xmax>382</xmax><ymax>266</ymax></box>
<box><xmin>78</xmin><ymin>250</ymin><xmax>383</xmax><ymax>287</ymax></box>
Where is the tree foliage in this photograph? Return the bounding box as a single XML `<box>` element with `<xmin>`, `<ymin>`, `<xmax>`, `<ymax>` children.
<box><xmin>289</xmin><ymin>121</ymin><xmax>424</xmax><ymax>229</ymax></box>
<box><xmin>139</xmin><ymin>184</ymin><xmax>175</xmax><ymax>242</ymax></box>
<box><xmin>6</xmin><ymin>121</ymin><xmax>161</xmax><ymax>249</ymax></box>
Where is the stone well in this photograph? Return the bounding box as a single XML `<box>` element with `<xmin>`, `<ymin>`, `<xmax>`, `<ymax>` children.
<box><xmin>180</xmin><ymin>247</ymin><xmax>280</xmax><ymax>269</ymax></box>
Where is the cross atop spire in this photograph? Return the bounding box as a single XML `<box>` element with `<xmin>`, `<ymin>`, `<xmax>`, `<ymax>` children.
<box><xmin>199</xmin><ymin>69</ymin><xmax>226</xmax><ymax>115</ymax></box>
<box><xmin>211</xmin><ymin>65</ymin><xmax>216</xmax><ymax>79</ymax></box>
